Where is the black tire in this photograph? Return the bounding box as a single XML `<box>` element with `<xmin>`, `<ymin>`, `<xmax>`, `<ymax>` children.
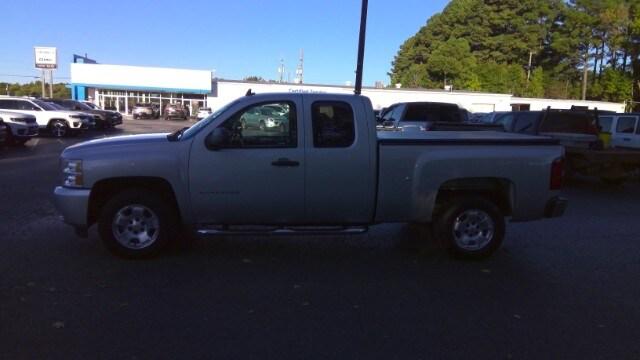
<box><xmin>49</xmin><ymin>119</ymin><xmax>68</xmax><ymax>138</ymax></box>
<box><xmin>133</xmin><ymin>114</ymin><xmax>139</xmax><ymax>120</ymax></box>
<box><xmin>98</xmin><ymin>189</ymin><xmax>179</xmax><ymax>259</ymax></box>
<box><xmin>434</xmin><ymin>197</ymin><xmax>505</xmax><ymax>259</ymax></box>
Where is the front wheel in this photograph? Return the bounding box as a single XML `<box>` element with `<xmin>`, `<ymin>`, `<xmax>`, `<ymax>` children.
<box><xmin>435</xmin><ymin>197</ymin><xmax>505</xmax><ymax>259</ymax></box>
<box><xmin>98</xmin><ymin>189</ymin><xmax>179</xmax><ymax>259</ymax></box>
<box><xmin>49</xmin><ymin>120</ymin><xmax>68</xmax><ymax>138</ymax></box>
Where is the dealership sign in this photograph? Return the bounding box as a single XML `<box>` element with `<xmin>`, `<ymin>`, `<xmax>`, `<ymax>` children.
<box><xmin>34</xmin><ymin>47</ymin><xmax>57</xmax><ymax>69</ymax></box>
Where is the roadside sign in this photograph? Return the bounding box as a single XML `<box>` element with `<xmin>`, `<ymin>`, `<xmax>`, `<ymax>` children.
<box><xmin>34</xmin><ymin>47</ymin><xmax>57</xmax><ymax>69</ymax></box>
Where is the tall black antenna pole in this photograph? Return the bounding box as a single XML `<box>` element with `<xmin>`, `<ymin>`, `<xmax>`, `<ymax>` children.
<box><xmin>354</xmin><ymin>0</ymin><xmax>369</xmax><ymax>95</ymax></box>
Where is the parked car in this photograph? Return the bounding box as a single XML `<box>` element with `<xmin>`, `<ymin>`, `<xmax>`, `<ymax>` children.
<box><xmin>54</xmin><ymin>93</ymin><xmax>567</xmax><ymax>260</ymax></box>
<box><xmin>48</xmin><ymin>99</ymin><xmax>122</xmax><ymax>129</ymax></box>
<box><xmin>0</xmin><ymin>119</ymin><xmax>7</xmax><ymax>146</ymax></box>
<box><xmin>132</xmin><ymin>103</ymin><xmax>159</xmax><ymax>119</ymax></box>
<box><xmin>45</xmin><ymin>102</ymin><xmax>96</xmax><ymax>129</ymax></box>
<box><xmin>0</xmin><ymin>96</ymin><xmax>92</xmax><ymax>137</ymax></box>
<box><xmin>598</xmin><ymin>114</ymin><xmax>640</xmax><ymax>150</ymax></box>
<box><xmin>0</xmin><ymin>110</ymin><xmax>39</xmax><ymax>145</ymax></box>
<box><xmin>239</xmin><ymin>104</ymin><xmax>288</xmax><ymax>131</ymax></box>
<box><xmin>378</xmin><ymin>102</ymin><xmax>503</xmax><ymax>131</ymax></box>
<box><xmin>163</xmin><ymin>104</ymin><xmax>188</xmax><ymax>121</ymax></box>
<box><xmin>196</xmin><ymin>107</ymin><xmax>212</xmax><ymax>120</ymax></box>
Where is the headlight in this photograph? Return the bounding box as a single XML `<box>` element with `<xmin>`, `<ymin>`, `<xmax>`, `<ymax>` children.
<box><xmin>62</xmin><ymin>159</ymin><xmax>84</xmax><ymax>188</ymax></box>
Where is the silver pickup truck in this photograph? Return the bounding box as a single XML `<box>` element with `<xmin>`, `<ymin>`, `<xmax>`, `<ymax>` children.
<box><xmin>54</xmin><ymin>93</ymin><xmax>567</xmax><ymax>259</ymax></box>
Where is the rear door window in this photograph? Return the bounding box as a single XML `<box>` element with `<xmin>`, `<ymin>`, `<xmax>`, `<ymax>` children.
<box><xmin>616</xmin><ymin>117</ymin><xmax>637</xmax><ymax>134</ymax></box>
<box><xmin>539</xmin><ymin>112</ymin><xmax>595</xmax><ymax>134</ymax></box>
<box><xmin>599</xmin><ymin>116</ymin><xmax>614</xmax><ymax>133</ymax></box>
<box><xmin>312</xmin><ymin>101</ymin><xmax>355</xmax><ymax>148</ymax></box>
<box><xmin>402</xmin><ymin>104</ymin><xmax>461</xmax><ymax>123</ymax></box>
<box><xmin>0</xmin><ymin>99</ymin><xmax>18</xmax><ymax>110</ymax></box>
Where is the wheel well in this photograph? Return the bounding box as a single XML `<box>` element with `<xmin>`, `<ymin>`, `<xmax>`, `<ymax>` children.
<box><xmin>88</xmin><ymin>177</ymin><xmax>181</xmax><ymax>226</ymax></box>
<box><xmin>48</xmin><ymin>118</ymin><xmax>69</xmax><ymax>127</ymax></box>
<box><xmin>434</xmin><ymin>178</ymin><xmax>513</xmax><ymax>217</ymax></box>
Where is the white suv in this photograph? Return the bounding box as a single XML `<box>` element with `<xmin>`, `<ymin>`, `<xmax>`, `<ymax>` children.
<box><xmin>0</xmin><ymin>110</ymin><xmax>39</xmax><ymax>145</ymax></box>
<box><xmin>0</xmin><ymin>97</ymin><xmax>92</xmax><ymax>137</ymax></box>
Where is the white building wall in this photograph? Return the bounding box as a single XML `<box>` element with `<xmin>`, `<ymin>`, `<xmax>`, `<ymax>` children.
<box><xmin>71</xmin><ymin>63</ymin><xmax>212</xmax><ymax>93</ymax></box>
<box><xmin>208</xmin><ymin>80</ymin><xmax>625</xmax><ymax>113</ymax></box>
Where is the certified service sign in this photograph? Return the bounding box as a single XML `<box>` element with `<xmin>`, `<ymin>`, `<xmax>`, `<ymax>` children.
<box><xmin>34</xmin><ymin>47</ymin><xmax>57</xmax><ymax>69</ymax></box>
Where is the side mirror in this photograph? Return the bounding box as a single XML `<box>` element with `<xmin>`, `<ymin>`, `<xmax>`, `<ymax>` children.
<box><xmin>205</xmin><ymin>127</ymin><xmax>231</xmax><ymax>150</ymax></box>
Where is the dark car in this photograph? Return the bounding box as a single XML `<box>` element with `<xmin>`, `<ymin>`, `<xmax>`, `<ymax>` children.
<box><xmin>0</xmin><ymin>119</ymin><xmax>7</xmax><ymax>147</ymax></box>
<box><xmin>163</xmin><ymin>104</ymin><xmax>188</xmax><ymax>121</ymax></box>
<box><xmin>378</xmin><ymin>102</ymin><xmax>502</xmax><ymax>131</ymax></box>
<box><xmin>47</xmin><ymin>99</ymin><xmax>122</xmax><ymax>129</ymax></box>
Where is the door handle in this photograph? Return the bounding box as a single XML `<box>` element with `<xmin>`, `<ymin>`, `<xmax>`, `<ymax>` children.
<box><xmin>271</xmin><ymin>158</ymin><xmax>300</xmax><ymax>167</ymax></box>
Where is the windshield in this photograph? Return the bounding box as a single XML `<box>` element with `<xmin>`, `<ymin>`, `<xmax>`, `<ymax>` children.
<box><xmin>72</xmin><ymin>102</ymin><xmax>92</xmax><ymax>110</ymax></box>
<box><xmin>181</xmin><ymin>101</ymin><xmax>236</xmax><ymax>140</ymax></box>
<box><xmin>33</xmin><ymin>100</ymin><xmax>59</xmax><ymax>111</ymax></box>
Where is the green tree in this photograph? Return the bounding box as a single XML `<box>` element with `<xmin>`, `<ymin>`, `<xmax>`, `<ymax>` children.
<box><xmin>426</xmin><ymin>39</ymin><xmax>477</xmax><ymax>88</ymax></box>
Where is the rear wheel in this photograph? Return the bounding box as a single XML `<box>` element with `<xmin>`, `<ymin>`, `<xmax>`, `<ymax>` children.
<box><xmin>435</xmin><ymin>197</ymin><xmax>505</xmax><ymax>259</ymax></box>
<box><xmin>133</xmin><ymin>114</ymin><xmax>139</xmax><ymax>120</ymax></box>
<box><xmin>98</xmin><ymin>189</ymin><xmax>179</xmax><ymax>259</ymax></box>
<box><xmin>49</xmin><ymin>120</ymin><xmax>68</xmax><ymax>138</ymax></box>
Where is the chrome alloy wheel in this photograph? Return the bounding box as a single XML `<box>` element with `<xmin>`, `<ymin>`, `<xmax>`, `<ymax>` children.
<box><xmin>111</xmin><ymin>204</ymin><xmax>160</xmax><ymax>250</ymax></box>
<box><xmin>452</xmin><ymin>209</ymin><xmax>495</xmax><ymax>251</ymax></box>
<box><xmin>51</xmin><ymin>121</ymin><xmax>67</xmax><ymax>137</ymax></box>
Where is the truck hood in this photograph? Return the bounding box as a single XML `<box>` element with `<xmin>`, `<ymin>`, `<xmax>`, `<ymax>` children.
<box><xmin>63</xmin><ymin>133</ymin><xmax>170</xmax><ymax>154</ymax></box>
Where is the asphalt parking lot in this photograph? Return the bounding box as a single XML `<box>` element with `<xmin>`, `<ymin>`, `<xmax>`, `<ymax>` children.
<box><xmin>1</xmin><ymin>118</ymin><xmax>640</xmax><ymax>359</ymax></box>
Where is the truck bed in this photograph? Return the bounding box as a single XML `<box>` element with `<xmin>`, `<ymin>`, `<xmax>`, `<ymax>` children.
<box><xmin>374</xmin><ymin>131</ymin><xmax>563</xmax><ymax>224</ymax></box>
<box><xmin>377</xmin><ymin>130</ymin><xmax>559</xmax><ymax>145</ymax></box>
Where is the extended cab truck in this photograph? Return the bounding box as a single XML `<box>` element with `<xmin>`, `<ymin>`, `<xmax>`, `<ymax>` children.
<box><xmin>54</xmin><ymin>93</ymin><xmax>567</xmax><ymax>259</ymax></box>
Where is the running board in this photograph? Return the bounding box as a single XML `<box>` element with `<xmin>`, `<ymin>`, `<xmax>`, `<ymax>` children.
<box><xmin>197</xmin><ymin>225</ymin><xmax>368</xmax><ymax>236</ymax></box>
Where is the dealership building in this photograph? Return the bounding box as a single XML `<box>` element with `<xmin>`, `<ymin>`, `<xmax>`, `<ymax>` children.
<box><xmin>69</xmin><ymin>63</ymin><xmax>626</xmax><ymax>114</ymax></box>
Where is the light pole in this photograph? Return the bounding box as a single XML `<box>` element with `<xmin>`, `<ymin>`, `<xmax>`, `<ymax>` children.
<box><xmin>354</xmin><ymin>0</ymin><xmax>368</xmax><ymax>95</ymax></box>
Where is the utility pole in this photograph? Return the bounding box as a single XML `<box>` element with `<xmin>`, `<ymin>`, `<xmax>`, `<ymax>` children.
<box><xmin>295</xmin><ymin>49</ymin><xmax>304</xmax><ymax>84</ymax></box>
<box><xmin>582</xmin><ymin>51</ymin><xmax>589</xmax><ymax>100</ymax></box>
<box><xmin>48</xmin><ymin>70</ymin><xmax>53</xmax><ymax>98</ymax></box>
<box><xmin>278</xmin><ymin>58</ymin><xmax>285</xmax><ymax>83</ymax></box>
<box><xmin>41</xmin><ymin>70</ymin><xmax>45</xmax><ymax>98</ymax></box>
<box><xmin>354</xmin><ymin>0</ymin><xmax>368</xmax><ymax>95</ymax></box>
<box><xmin>527</xmin><ymin>51</ymin><xmax>533</xmax><ymax>81</ymax></box>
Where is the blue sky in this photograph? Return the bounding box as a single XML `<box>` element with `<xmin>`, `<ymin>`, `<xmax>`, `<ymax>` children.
<box><xmin>0</xmin><ymin>0</ymin><xmax>449</xmax><ymax>86</ymax></box>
